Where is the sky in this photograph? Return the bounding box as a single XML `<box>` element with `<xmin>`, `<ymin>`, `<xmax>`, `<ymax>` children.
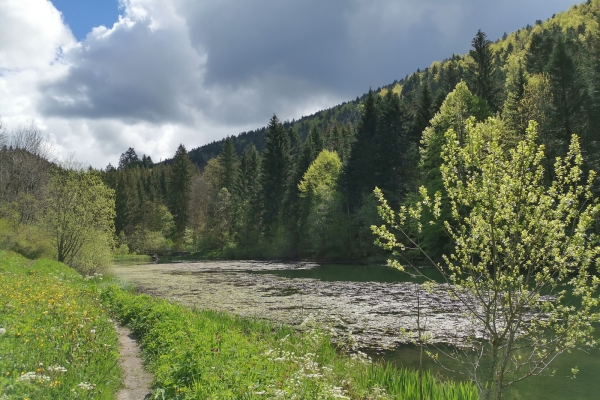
<box><xmin>0</xmin><ymin>0</ymin><xmax>581</xmax><ymax>168</ymax></box>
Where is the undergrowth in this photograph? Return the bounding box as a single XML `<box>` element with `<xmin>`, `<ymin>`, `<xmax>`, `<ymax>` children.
<box><xmin>101</xmin><ymin>285</ymin><xmax>478</xmax><ymax>399</ymax></box>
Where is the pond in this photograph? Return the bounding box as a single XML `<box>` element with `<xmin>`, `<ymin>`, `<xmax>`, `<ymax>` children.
<box><xmin>111</xmin><ymin>261</ymin><xmax>600</xmax><ymax>399</ymax></box>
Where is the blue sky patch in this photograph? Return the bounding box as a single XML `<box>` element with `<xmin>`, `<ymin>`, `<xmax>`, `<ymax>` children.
<box><xmin>51</xmin><ymin>0</ymin><xmax>121</xmax><ymax>41</ymax></box>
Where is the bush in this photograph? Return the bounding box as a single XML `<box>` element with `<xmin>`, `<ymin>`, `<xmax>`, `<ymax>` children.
<box><xmin>71</xmin><ymin>231</ymin><xmax>114</xmax><ymax>275</ymax></box>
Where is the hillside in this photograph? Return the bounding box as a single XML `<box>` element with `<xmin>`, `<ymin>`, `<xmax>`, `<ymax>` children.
<box><xmin>184</xmin><ymin>0</ymin><xmax>600</xmax><ymax>169</ymax></box>
<box><xmin>104</xmin><ymin>0</ymin><xmax>600</xmax><ymax>262</ymax></box>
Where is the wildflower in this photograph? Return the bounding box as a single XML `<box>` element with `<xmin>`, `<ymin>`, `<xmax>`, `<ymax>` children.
<box><xmin>0</xmin><ymin>328</ymin><xmax>5</xmax><ymax>335</ymax></box>
<box><xmin>90</xmin><ymin>329</ymin><xmax>96</xmax><ymax>334</ymax></box>
<box><xmin>47</xmin><ymin>365</ymin><xmax>68</xmax><ymax>373</ymax></box>
<box><xmin>18</xmin><ymin>372</ymin><xmax>50</xmax><ymax>382</ymax></box>
<box><xmin>78</xmin><ymin>381</ymin><xmax>96</xmax><ymax>390</ymax></box>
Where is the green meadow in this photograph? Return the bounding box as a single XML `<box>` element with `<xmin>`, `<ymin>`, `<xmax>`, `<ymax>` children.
<box><xmin>0</xmin><ymin>251</ymin><xmax>121</xmax><ymax>399</ymax></box>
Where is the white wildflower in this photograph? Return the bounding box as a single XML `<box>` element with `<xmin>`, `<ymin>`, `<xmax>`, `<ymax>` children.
<box><xmin>0</xmin><ymin>328</ymin><xmax>6</xmax><ymax>335</ymax></box>
<box><xmin>47</xmin><ymin>365</ymin><xmax>68</xmax><ymax>373</ymax></box>
<box><xmin>77</xmin><ymin>381</ymin><xmax>96</xmax><ymax>390</ymax></box>
<box><xmin>18</xmin><ymin>372</ymin><xmax>50</xmax><ymax>382</ymax></box>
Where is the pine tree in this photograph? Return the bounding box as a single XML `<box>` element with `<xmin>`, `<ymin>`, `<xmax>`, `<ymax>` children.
<box><xmin>503</xmin><ymin>60</ymin><xmax>528</xmax><ymax>135</ymax></box>
<box><xmin>118</xmin><ymin>147</ymin><xmax>140</xmax><ymax>170</ymax></box>
<box><xmin>546</xmin><ymin>37</ymin><xmax>585</xmax><ymax>148</ymax></box>
<box><xmin>344</xmin><ymin>89</ymin><xmax>378</xmax><ymax>211</ymax></box>
<box><xmin>168</xmin><ymin>144</ymin><xmax>193</xmax><ymax>243</ymax></box>
<box><xmin>468</xmin><ymin>30</ymin><xmax>501</xmax><ymax>111</ymax></box>
<box><xmin>219</xmin><ymin>137</ymin><xmax>238</xmax><ymax>193</ymax></box>
<box><xmin>261</xmin><ymin>115</ymin><xmax>291</xmax><ymax>233</ymax></box>
<box><xmin>413</xmin><ymin>83</ymin><xmax>434</xmax><ymax>139</ymax></box>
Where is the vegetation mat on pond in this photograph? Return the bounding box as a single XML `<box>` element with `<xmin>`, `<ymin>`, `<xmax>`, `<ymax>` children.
<box><xmin>101</xmin><ymin>284</ymin><xmax>478</xmax><ymax>399</ymax></box>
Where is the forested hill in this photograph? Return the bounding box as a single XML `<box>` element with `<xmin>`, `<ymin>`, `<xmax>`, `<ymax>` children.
<box><xmin>105</xmin><ymin>0</ymin><xmax>600</xmax><ymax>261</ymax></box>
<box><xmin>185</xmin><ymin>99</ymin><xmax>363</xmax><ymax>169</ymax></box>
<box><xmin>183</xmin><ymin>0</ymin><xmax>600</xmax><ymax>170</ymax></box>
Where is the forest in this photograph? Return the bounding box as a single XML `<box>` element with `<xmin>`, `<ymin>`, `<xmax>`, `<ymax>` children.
<box><xmin>56</xmin><ymin>0</ymin><xmax>600</xmax><ymax>263</ymax></box>
<box><xmin>1</xmin><ymin>1</ymin><xmax>600</xmax><ymax>266</ymax></box>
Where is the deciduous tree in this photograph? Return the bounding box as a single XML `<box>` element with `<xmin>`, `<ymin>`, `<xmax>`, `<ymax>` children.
<box><xmin>373</xmin><ymin>117</ymin><xmax>600</xmax><ymax>400</ymax></box>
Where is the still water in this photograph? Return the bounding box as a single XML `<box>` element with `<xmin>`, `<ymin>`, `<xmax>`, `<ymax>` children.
<box><xmin>252</xmin><ymin>263</ymin><xmax>600</xmax><ymax>400</ymax></box>
<box><xmin>112</xmin><ymin>261</ymin><xmax>600</xmax><ymax>399</ymax></box>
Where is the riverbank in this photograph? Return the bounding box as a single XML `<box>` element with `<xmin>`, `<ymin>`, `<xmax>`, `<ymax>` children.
<box><xmin>101</xmin><ymin>283</ymin><xmax>477</xmax><ymax>399</ymax></box>
<box><xmin>1</xmin><ymin>251</ymin><xmax>477</xmax><ymax>399</ymax></box>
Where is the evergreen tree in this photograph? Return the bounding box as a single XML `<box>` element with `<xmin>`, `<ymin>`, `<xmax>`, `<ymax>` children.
<box><xmin>344</xmin><ymin>89</ymin><xmax>378</xmax><ymax>211</ymax></box>
<box><xmin>261</xmin><ymin>115</ymin><xmax>291</xmax><ymax>234</ymax></box>
<box><xmin>219</xmin><ymin>137</ymin><xmax>238</xmax><ymax>193</ymax></box>
<box><xmin>413</xmin><ymin>83</ymin><xmax>434</xmax><ymax>140</ymax></box>
<box><xmin>468</xmin><ymin>30</ymin><xmax>501</xmax><ymax>111</ymax></box>
<box><xmin>526</xmin><ymin>32</ymin><xmax>555</xmax><ymax>75</ymax></box>
<box><xmin>503</xmin><ymin>60</ymin><xmax>528</xmax><ymax>135</ymax></box>
<box><xmin>118</xmin><ymin>147</ymin><xmax>140</xmax><ymax>170</ymax></box>
<box><xmin>375</xmin><ymin>90</ymin><xmax>414</xmax><ymax>202</ymax></box>
<box><xmin>168</xmin><ymin>144</ymin><xmax>193</xmax><ymax>243</ymax></box>
<box><xmin>546</xmin><ymin>37</ymin><xmax>586</xmax><ymax>148</ymax></box>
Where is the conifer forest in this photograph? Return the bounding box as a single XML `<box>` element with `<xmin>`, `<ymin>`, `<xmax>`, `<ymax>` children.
<box><xmin>87</xmin><ymin>2</ymin><xmax>600</xmax><ymax>262</ymax></box>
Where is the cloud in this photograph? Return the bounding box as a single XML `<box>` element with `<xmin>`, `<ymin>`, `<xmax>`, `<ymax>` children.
<box><xmin>0</xmin><ymin>0</ymin><xmax>580</xmax><ymax>167</ymax></box>
<box><xmin>0</xmin><ymin>0</ymin><xmax>75</xmax><ymax>70</ymax></box>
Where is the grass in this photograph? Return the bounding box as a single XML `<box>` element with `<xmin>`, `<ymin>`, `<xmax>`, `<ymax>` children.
<box><xmin>1</xmin><ymin>249</ymin><xmax>479</xmax><ymax>399</ymax></box>
<box><xmin>101</xmin><ymin>284</ymin><xmax>479</xmax><ymax>399</ymax></box>
<box><xmin>0</xmin><ymin>251</ymin><xmax>121</xmax><ymax>399</ymax></box>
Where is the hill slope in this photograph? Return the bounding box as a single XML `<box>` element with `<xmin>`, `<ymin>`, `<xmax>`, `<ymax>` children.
<box><xmin>185</xmin><ymin>0</ymin><xmax>600</xmax><ymax>169</ymax></box>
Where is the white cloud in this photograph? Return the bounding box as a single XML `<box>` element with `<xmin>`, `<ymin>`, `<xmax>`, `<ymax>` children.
<box><xmin>0</xmin><ymin>0</ymin><xmax>75</xmax><ymax>70</ymax></box>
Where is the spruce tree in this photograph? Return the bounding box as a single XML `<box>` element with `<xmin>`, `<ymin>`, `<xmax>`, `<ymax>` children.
<box><xmin>261</xmin><ymin>115</ymin><xmax>291</xmax><ymax>234</ymax></box>
<box><xmin>503</xmin><ymin>60</ymin><xmax>528</xmax><ymax>135</ymax></box>
<box><xmin>546</xmin><ymin>38</ymin><xmax>585</xmax><ymax>147</ymax></box>
<box><xmin>219</xmin><ymin>137</ymin><xmax>238</xmax><ymax>193</ymax></box>
<box><xmin>118</xmin><ymin>147</ymin><xmax>140</xmax><ymax>170</ymax></box>
<box><xmin>375</xmin><ymin>90</ymin><xmax>414</xmax><ymax>202</ymax></box>
<box><xmin>344</xmin><ymin>89</ymin><xmax>378</xmax><ymax>211</ymax></box>
<box><xmin>413</xmin><ymin>83</ymin><xmax>434</xmax><ymax>140</ymax></box>
<box><xmin>168</xmin><ymin>144</ymin><xmax>193</xmax><ymax>243</ymax></box>
<box><xmin>468</xmin><ymin>30</ymin><xmax>501</xmax><ymax>111</ymax></box>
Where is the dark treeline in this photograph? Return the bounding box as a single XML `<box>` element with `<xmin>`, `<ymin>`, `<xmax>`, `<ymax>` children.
<box><xmin>103</xmin><ymin>1</ymin><xmax>600</xmax><ymax>260</ymax></box>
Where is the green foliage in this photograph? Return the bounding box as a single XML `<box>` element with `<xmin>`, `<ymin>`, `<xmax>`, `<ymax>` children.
<box><xmin>0</xmin><ymin>217</ymin><xmax>54</xmax><ymax>260</ymax></box>
<box><xmin>261</xmin><ymin>115</ymin><xmax>292</xmax><ymax>234</ymax></box>
<box><xmin>0</xmin><ymin>251</ymin><xmax>121</xmax><ymax>399</ymax></box>
<box><xmin>468</xmin><ymin>30</ymin><xmax>502</xmax><ymax>111</ymax></box>
<box><xmin>169</xmin><ymin>144</ymin><xmax>193</xmax><ymax>244</ymax></box>
<box><xmin>218</xmin><ymin>137</ymin><xmax>238</xmax><ymax>193</ymax></box>
<box><xmin>374</xmin><ymin>116</ymin><xmax>600</xmax><ymax>400</ymax></box>
<box><xmin>44</xmin><ymin>169</ymin><xmax>115</xmax><ymax>268</ymax></box>
<box><xmin>101</xmin><ymin>284</ymin><xmax>478</xmax><ymax>399</ymax></box>
<box><xmin>419</xmin><ymin>82</ymin><xmax>490</xmax><ymax>258</ymax></box>
<box><xmin>298</xmin><ymin>150</ymin><xmax>347</xmax><ymax>257</ymax></box>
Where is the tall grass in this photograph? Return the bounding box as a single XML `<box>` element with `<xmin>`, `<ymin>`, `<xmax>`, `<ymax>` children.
<box><xmin>102</xmin><ymin>284</ymin><xmax>478</xmax><ymax>399</ymax></box>
<box><xmin>0</xmin><ymin>251</ymin><xmax>121</xmax><ymax>399</ymax></box>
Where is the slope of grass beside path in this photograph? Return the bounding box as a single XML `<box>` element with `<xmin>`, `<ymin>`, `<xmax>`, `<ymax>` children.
<box><xmin>0</xmin><ymin>251</ymin><xmax>121</xmax><ymax>399</ymax></box>
<box><xmin>101</xmin><ymin>284</ymin><xmax>479</xmax><ymax>399</ymax></box>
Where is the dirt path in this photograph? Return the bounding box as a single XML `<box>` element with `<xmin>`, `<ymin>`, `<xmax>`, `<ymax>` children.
<box><xmin>116</xmin><ymin>325</ymin><xmax>153</xmax><ymax>400</ymax></box>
